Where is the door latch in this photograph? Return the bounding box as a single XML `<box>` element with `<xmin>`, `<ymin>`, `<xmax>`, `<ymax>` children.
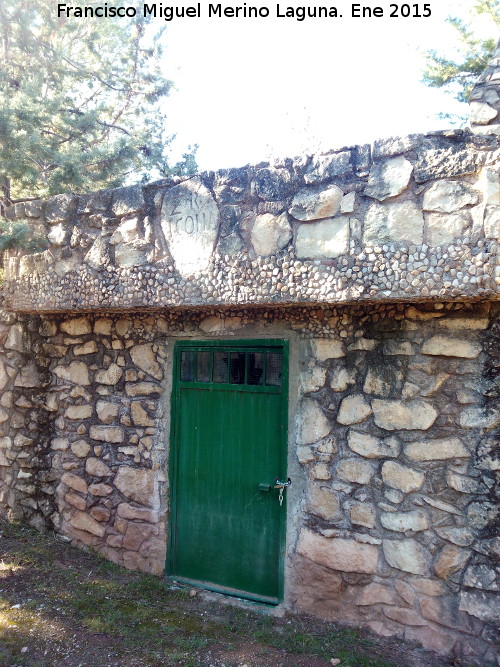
<box><xmin>274</xmin><ymin>478</ymin><xmax>291</xmax><ymax>506</ymax></box>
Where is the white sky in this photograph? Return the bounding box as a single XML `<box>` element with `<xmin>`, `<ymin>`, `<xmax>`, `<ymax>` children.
<box><xmin>159</xmin><ymin>0</ymin><xmax>490</xmax><ymax>171</ymax></box>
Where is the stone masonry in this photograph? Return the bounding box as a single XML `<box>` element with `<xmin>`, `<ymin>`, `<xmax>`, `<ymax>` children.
<box><xmin>0</xmin><ymin>46</ymin><xmax>499</xmax><ymax>667</ymax></box>
<box><xmin>0</xmin><ymin>302</ymin><xmax>498</xmax><ymax>664</ymax></box>
<box><xmin>2</xmin><ymin>128</ymin><xmax>500</xmax><ymax>312</ymax></box>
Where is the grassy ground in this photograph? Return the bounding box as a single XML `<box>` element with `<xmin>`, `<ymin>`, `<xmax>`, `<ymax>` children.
<box><xmin>0</xmin><ymin>520</ymin><xmax>447</xmax><ymax>666</ymax></box>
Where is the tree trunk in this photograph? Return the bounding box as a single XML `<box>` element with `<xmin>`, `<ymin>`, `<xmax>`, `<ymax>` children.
<box><xmin>0</xmin><ymin>176</ymin><xmax>12</xmax><ymax>215</ymax></box>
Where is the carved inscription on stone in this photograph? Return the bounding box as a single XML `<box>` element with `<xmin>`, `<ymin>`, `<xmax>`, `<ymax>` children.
<box><xmin>161</xmin><ymin>178</ymin><xmax>219</xmax><ymax>277</ymax></box>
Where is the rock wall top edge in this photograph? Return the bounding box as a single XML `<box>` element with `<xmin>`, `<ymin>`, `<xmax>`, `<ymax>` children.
<box><xmin>2</xmin><ymin>129</ymin><xmax>500</xmax><ymax>313</ymax></box>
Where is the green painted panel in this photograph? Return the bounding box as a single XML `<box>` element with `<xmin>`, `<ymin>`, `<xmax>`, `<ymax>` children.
<box><xmin>169</xmin><ymin>341</ymin><xmax>288</xmax><ymax>603</ymax></box>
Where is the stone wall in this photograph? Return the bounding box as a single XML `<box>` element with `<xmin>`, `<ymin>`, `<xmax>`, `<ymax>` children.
<box><xmin>0</xmin><ymin>304</ymin><xmax>53</xmax><ymax>529</ymax></box>
<box><xmin>291</xmin><ymin>301</ymin><xmax>499</xmax><ymax>664</ymax></box>
<box><xmin>3</xmin><ymin>129</ymin><xmax>499</xmax><ymax>313</ymax></box>
<box><xmin>0</xmin><ymin>301</ymin><xmax>498</xmax><ymax>664</ymax></box>
<box><xmin>0</xmin><ymin>308</ymin><xmax>169</xmax><ymax>574</ymax></box>
<box><xmin>1</xmin><ymin>47</ymin><xmax>499</xmax><ymax>666</ymax></box>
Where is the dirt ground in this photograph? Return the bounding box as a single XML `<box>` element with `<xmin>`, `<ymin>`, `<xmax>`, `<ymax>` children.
<box><xmin>0</xmin><ymin>520</ymin><xmax>454</xmax><ymax>667</ymax></box>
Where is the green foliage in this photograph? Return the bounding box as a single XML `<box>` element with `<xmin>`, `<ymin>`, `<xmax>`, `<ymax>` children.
<box><xmin>0</xmin><ymin>220</ymin><xmax>48</xmax><ymax>253</ymax></box>
<box><xmin>422</xmin><ymin>0</ymin><xmax>499</xmax><ymax>102</ymax></box>
<box><xmin>0</xmin><ymin>0</ymin><xmax>196</xmax><ymax>207</ymax></box>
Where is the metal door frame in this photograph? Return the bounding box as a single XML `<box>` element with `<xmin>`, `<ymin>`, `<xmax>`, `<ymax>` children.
<box><xmin>167</xmin><ymin>338</ymin><xmax>289</xmax><ymax>604</ymax></box>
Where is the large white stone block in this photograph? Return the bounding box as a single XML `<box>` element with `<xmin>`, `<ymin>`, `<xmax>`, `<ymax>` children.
<box><xmin>372</xmin><ymin>399</ymin><xmax>437</xmax><ymax>431</ymax></box>
<box><xmin>383</xmin><ymin>538</ymin><xmax>431</xmax><ymax>575</ymax></box>
<box><xmin>297</xmin><ymin>528</ymin><xmax>379</xmax><ymax>574</ymax></box>
<box><xmin>404</xmin><ymin>438</ymin><xmax>469</xmax><ymax>461</ymax></box>
<box><xmin>289</xmin><ymin>185</ymin><xmax>343</xmax><ymax>221</ymax></box>
<box><xmin>422</xmin><ymin>336</ymin><xmax>481</xmax><ymax>358</ymax></box>
<box><xmin>364</xmin><ymin>201</ymin><xmax>424</xmax><ymax>245</ymax></box>
<box><xmin>381</xmin><ymin>461</ymin><xmax>425</xmax><ymax>492</ymax></box>
<box><xmin>297</xmin><ymin>398</ymin><xmax>331</xmax><ymax>445</ymax></box>
<box><xmin>161</xmin><ymin>177</ymin><xmax>220</xmax><ymax>278</ymax></box>
<box><xmin>337</xmin><ymin>394</ymin><xmax>372</xmax><ymax>425</ymax></box>
<box><xmin>364</xmin><ymin>156</ymin><xmax>413</xmax><ymax>201</ymax></box>
<box><xmin>423</xmin><ymin>180</ymin><xmax>480</xmax><ymax>213</ymax></box>
<box><xmin>426</xmin><ymin>213</ymin><xmax>468</xmax><ymax>247</ymax></box>
<box><xmin>296</xmin><ymin>217</ymin><xmax>349</xmax><ymax>259</ymax></box>
<box><xmin>250</xmin><ymin>212</ymin><xmax>292</xmax><ymax>256</ymax></box>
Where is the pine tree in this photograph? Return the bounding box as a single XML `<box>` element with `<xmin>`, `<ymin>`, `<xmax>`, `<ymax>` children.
<box><xmin>0</xmin><ymin>0</ymin><xmax>196</xmax><ymax>211</ymax></box>
<box><xmin>422</xmin><ymin>0</ymin><xmax>499</xmax><ymax>103</ymax></box>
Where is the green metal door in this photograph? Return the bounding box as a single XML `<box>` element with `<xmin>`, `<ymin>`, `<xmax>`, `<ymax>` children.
<box><xmin>168</xmin><ymin>340</ymin><xmax>289</xmax><ymax>604</ymax></box>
